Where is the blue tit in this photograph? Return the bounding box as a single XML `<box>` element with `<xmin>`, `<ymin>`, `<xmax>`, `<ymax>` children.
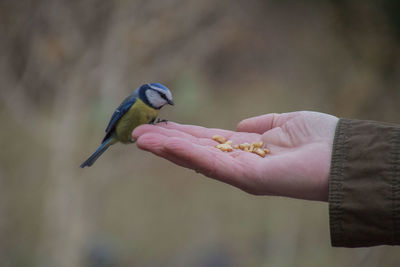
<box><xmin>80</xmin><ymin>83</ymin><xmax>174</xmax><ymax>168</ymax></box>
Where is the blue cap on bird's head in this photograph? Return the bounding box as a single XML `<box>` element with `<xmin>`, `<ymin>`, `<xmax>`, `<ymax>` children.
<box><xmin>149</xmin><ymin>83</ymin><xmax>170</xmax><ymax>91</ymax></box>
<box><xmin>138</xmin><ymin>82</ymin><xmax>174</xmax><ymax>109</ymax></box>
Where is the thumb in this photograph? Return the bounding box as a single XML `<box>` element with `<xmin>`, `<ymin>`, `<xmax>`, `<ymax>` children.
<box><xmin>236</xmin><ymin>112</ymin><xmax>301</xmax><ymax>134</ymax></box>
<box><xmin>236</xmin><ymin>113</ymin><xmax>277</xmax><ymax>134</ymax></box>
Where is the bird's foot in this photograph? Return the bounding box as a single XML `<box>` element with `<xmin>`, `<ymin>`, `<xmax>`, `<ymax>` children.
<box><xmin>156</xmin><ymin>118</ymin><xmax>168</xmax><ymax>124</ymax></box>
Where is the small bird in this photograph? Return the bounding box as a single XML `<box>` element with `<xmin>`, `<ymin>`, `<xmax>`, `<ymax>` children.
<box><xmin>80</xmin><ymin>83</ymin><xmax>174</xmax><ymax>168</ymax></box>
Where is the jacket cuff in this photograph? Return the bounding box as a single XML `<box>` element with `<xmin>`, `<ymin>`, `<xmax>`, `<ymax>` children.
<box><xmin>329</xmin><ymin>118</ymin><xmax>400</xmax><ymax>247</ymax></box>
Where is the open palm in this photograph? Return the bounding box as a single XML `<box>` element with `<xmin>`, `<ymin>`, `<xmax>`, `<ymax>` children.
<box><xmin>133</xmin><ymin>111</ymin><xmax>338</xmax><ymax>201</ymax></box>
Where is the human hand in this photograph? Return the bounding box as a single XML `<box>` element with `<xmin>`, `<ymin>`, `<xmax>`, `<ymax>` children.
<box><xmin>132</xmin><ymin>111</ymin><xmax>338</xmax><ymax>201</ymax></box>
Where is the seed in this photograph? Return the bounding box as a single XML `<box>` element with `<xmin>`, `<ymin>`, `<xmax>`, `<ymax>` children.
<box><xmin>238</xmin><ymin>143</ymin><xmax>251</xmax><ymax>150</ymax></box>
<box><xmin>212</xmin><ymin>135</ymin><xmax>227</xmax><ymax>144</ymax></box>
<box><xmin>215</xmin><ymin>143</ymin><xmax>233</xmax><ymax>152</ymax></box>
<box><xmin>252</xmin><ymin>141</ymin><xmax>264</xmax><ymax>148</ymax></box>
<box><xmin>252</xmin><ymin>148</ymin><xmax>266</xmax><ymax>158</ymax></box>
<box><xmin>211</xmin><ymin>135</ymin><xmax>270</xmax><ymax>157</ymax></box>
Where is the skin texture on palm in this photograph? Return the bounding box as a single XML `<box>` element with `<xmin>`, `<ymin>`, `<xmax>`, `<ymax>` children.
<box><xmin>132</xmin><ymin>111</ymin><xmax>339</xmax><ymax>201</ymax></box>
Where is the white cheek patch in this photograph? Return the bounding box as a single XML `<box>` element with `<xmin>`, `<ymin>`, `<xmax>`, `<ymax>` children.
<box><xmin>145</xmin><ymin>89</ymin><xmax>167</xmax><ymax>108</ymax></box>
<box><xmin>149</xmin><ymin>85</ymin><xmax>173</xmax><ymax>103</ymax></box>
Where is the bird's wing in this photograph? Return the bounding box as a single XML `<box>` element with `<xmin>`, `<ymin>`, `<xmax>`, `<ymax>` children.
<box><xmin>102</xmin><ymin>94</ymin><xmax>137</xmax><ymax>142</ymax></box>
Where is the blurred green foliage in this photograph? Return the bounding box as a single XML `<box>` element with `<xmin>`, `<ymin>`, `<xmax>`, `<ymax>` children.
<box><xmin>1</xmin><ymin>0</ymin><xmax>400</xmax><ymax>266</ymax></box>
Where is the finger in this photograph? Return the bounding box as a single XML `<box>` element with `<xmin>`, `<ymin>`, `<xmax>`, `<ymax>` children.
<box><xmin>136</xmin><ymin>133</ymin><xmax>194</xmax><ymax>169</ymax></box>
<box><xmin>236</xmin><ymin>112</ymin><xmax>300</xmax><ymax>134</ymax></box>
<box><xmin>237</xmin><ymin>114</ymin><xmax>276</xmax><ymax>133</ymax></box>
<box><xmin>133</xmin><ymin>124</ymin><xmax>216</xmax><ymax>146</ymax></box>
<box><xmin>161</xmin><ymin>137</ymin><xmax>247</xmax><ymax>185</ymax></box>
<box><xmin>154</xmin><ymin>122</ymin><xmax>263</xmax><ymax>145</ymax></box>
<box><xmin>137</xmin><ymin>132</ymin><xmax>247</xmax><ymax>186</ymax></box>
<box><xmin>150</xmin><ymin>124</ymin><xmax>262</xmax><ymax>147</ymax></box>
<box><xmin>136</xmin><ymin>132</ymin><xmax>166</xmax><ymax>155</ymax></box>
<box><xmin>157</xmin><ymin>122</ymin><xmax>235</xmax><ymax>139</ymax></box>
<box><xmin>136</xmin><ymin>132</ymin><xmax>225</xmax><ymax>171</ymax></box>
<box><xmin>162</xmin><ymin>140</ymin><xmax>268</xmax><ymax>195</ymax></box>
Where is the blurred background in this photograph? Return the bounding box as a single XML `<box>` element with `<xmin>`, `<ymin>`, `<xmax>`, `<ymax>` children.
<box><xmin>1</xmin><ymin>0</ymin><xmax>400</xmax><ymax>266</ymax></box>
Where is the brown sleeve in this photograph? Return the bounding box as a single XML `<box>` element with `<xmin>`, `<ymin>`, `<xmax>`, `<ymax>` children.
<box><xmin>329</xmin><ymin>118</ymin><xmax>400</xmax><ymax>247</ymax></box>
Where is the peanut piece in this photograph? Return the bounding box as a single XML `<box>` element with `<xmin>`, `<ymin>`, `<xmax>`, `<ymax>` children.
<box><xmin>212</xmin><ymin>135</ymin><xmax>227</xmax><ymax>144</ymax></box>
<box><xmin>238</xmin><ymin>143</ymin><xmax>251</xmax><ymax>150</ymax></box>
<box><xmin>215</xmin><ymin>143</ymin><xmax>233</xmax><ymax>152</ymax></box>
<box><xmin>252</xmin><ymin>141</ymin><xmax>264</xmax><ymax>148</ymax></box>
<box><xmin>211</xmin><ymin>135</ymin><xmax>271</xmax><ymax>156</ymax></box>
<box><xmin>253</xmin><ymin>148</ymin><xmax>266</xmax><ymax>158</ymax></box>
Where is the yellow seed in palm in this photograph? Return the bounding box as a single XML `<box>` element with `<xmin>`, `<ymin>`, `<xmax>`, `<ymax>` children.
<box><xmin>212</xmin><ymin>135</ymin><xmax>227</xmax><ymax>144</ymax></box>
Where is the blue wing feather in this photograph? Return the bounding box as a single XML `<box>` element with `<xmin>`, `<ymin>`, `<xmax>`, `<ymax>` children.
<box><xmin>102</xmin><ymin>94</ymin><xmax>137</xmax><ymax>142</ymax></box>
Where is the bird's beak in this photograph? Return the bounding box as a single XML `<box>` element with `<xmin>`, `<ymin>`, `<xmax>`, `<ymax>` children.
<box><xmin>167</xmin><ymin>99</ymin><xmax>174</xmax><ymax>106</ymax></box>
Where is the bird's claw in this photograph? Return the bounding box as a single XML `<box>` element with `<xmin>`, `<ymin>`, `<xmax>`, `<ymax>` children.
<box><xmin>156</xmin><ymin>118</ymin><xmax>168</xmax><ymax>124</ymax></box>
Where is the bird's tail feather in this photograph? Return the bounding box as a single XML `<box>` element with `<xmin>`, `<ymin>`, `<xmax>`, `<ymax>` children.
<box><xmin>80</xmin><ymin>138</ymin><xmax>113</xmax><ymax>168</ymax></box>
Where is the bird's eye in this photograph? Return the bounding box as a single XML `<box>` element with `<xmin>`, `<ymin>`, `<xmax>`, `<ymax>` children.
<box><xmin>159</xmin><ymin>93</ymin><xmax>168</xmax><ymax>101</ymax></box>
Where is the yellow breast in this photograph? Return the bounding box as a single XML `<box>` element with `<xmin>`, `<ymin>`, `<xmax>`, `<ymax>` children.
<box><xmin>115</xmin><ymin>98</ymin><xmax>159</xmax><ymax>143</ymax></box>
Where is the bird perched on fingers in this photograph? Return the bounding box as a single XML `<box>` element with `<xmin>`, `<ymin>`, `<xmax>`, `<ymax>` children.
<box><xmin>80</xmin><ymin>83</ymin><xmax>174</xmax><ymax>168</ymax></box>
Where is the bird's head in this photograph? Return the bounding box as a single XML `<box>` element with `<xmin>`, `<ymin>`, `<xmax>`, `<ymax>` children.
<box><xmin>139</xmin><ymin>83</ymin><xmax>174</xmax><ymax>109</ymax></box>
